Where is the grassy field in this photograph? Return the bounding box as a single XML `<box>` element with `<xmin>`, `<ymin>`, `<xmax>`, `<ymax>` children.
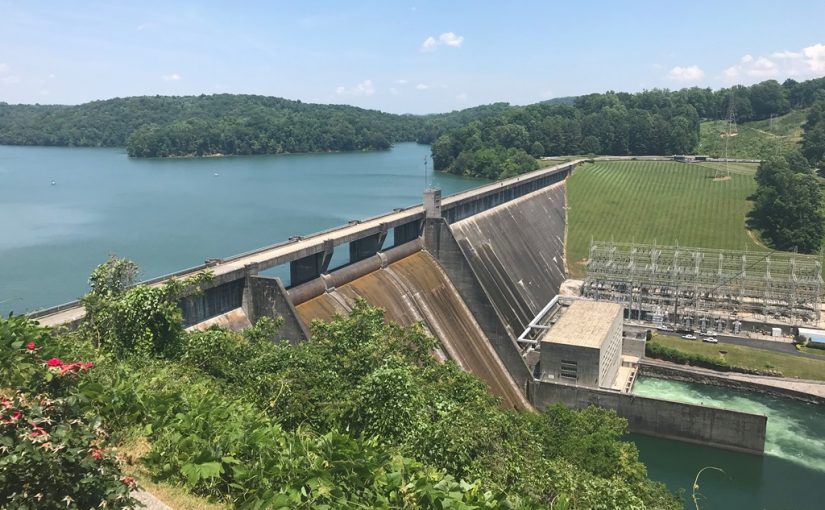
<box><xmin>651</xmin><ymin>335</ymin><xmax>825</xmax><ymax>381</ymax></box>
<box><xmin>697</xmin><ymin>109</ymin><xmax>807</xmax><ymax>160</ymax></box>
<box><xmin>566</xmin><ymin>159</ymin><xmax>763</xmax><ymax>276</ymax></box>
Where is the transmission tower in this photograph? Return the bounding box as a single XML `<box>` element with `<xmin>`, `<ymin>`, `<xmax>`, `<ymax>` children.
<box><xmin>716</xmin><ymin>91</ymin><xmax>737</xmax><ymax>180</ymax></box>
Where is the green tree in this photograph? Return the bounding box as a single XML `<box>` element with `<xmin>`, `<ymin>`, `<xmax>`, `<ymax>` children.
<box><xmin>748</xmin><ymin>156</ymin><xmax>824</xmax><ymax>253</ymax></box>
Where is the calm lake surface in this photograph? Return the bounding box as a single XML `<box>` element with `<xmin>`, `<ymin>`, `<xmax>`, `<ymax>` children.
<box><xmin>0</xmin><ymin>143</ymin><xmax>483</xmax><ymax>315</ymax></box>
<box><xmin>3</xmin><ymin>143</ymin><xmax>823</xmax><ymax>507</ymax></box>
<box><xmin>633</xmin><ymin>376</ymin><xmax>825</xmax><ymax>509</ymax></box>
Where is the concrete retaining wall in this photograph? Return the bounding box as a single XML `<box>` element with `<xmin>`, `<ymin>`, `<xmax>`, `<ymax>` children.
<box><xmin>244</xmin><ymin>275</ymin><xmax>309</xmax><ymax>344</ymax></box>
<box><xmin>529</xmin><ymin>380</ymin><xmax>767</xmax><ymax>454</ymax></box>
<box><xmin>622</xmin><ymin>337</ymin><xmax>646</xmax><ymax>358</ymax></box>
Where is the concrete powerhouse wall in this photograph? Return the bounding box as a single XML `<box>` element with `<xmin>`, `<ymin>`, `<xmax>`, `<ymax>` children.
<box><xmin>529</xmin><ymin>380</ymin><xmax>767</xmax><ymax>454</ymax></box>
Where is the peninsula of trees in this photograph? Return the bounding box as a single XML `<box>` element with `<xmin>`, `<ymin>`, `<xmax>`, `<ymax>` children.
<box><xmin>0</xmin><ymin>95</ymin><xmax>509</xmax><ymax>157</ymax></box>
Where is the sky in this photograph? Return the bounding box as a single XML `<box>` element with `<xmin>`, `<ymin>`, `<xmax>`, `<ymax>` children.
<box><xmin>1</xmin><ymin>1</ymin><xmax>824</xmax><ymax>114</ymax></box>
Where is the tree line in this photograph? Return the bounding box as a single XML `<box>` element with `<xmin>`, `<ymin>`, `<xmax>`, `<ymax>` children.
<box><xmin>748</xmin><ymin>151</ymin><xmax>824</xmax><ymax>253</ymax></box>
<box><xmin>433</xmin><ymin>76</ymin><xmax>825</xmax><ymax>178</ymax></box>
<box><xmin>0</xmin><ymin>94</ymin><xmax>508</xmax><ymax>157</ymax></box>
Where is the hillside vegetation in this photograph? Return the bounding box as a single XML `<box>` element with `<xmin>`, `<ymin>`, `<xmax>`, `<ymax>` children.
<box><xmin>697</xmin><ymin>109</ymin><xmax>807</xmax><ymax>159</ymax></box>
<box><xmin>0</xmin><ymin>95</ymin><xmax>509</xmax><ymax>157</ymax></box>
<box><xmin>0</xmin><ymin>258</ymin><xmax>679</xmax><ymax>509</ymax></box>
<box><xmin>433</xmin><ymin>76</ymin><xmax>825</xmax><ymax>179</ymax></box>
<box><xmin>566</xmin><ymin>160</ymin><xmax>763</xmax><ymax>277</ymax></box>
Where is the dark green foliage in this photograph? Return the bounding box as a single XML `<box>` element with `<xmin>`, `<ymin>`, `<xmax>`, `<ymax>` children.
<box><xmin>432</xmin><ymin>89</ymin><xmax>703</xmax><ymax>177</ymax></box>
<box><xmin>0</xmin><ymin>94</ymin><xmax>508</xmax><ymax>158</ymax></box>
<box><xmin>0</xmin><ymin>320</ymin><xmax>137</xmax><ymax>509</ymax></box>
<box><xmin>2</xmin><ymin>256</ymin><xmax>681</xmax><ymax>508</ymax></box>
<box><xmin>78</xmin><ymin>256</ymin><xmax>212</xmax><ymax>356</ymax></box>
<box><xmin>747</xmin><ymin>154</ymin><xmax>824</xmax><ymax>253</ymax></box>
<box><xmin>802</xmin><ymin>99</ymin><xmax>825</xmax><ymax>171</ymax></box>
<box><xmin>432</xmin><ymin>77</ymin><xmax>825</xmax><ymax>179</ymax></box>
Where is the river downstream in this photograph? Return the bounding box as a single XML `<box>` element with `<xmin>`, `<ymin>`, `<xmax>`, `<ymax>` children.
<box><xmin>633</xmin><ymin>376</ymin><xmax>825</xmax><ymax>509</ymax></box>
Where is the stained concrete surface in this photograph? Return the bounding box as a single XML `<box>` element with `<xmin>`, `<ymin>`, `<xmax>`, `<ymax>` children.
<box><xmin>295</xmin><ymin>251</ymin><xmax>531</xmax><ymax>410</ymax></box>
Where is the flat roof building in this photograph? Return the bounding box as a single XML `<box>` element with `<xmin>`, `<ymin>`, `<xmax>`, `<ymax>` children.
<box><xmin>540</xmin><ymin>300</ymin><xmax>623</xmax><ymax>389</ymax></box>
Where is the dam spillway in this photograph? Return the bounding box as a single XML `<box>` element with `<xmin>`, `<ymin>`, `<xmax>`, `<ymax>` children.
<box><xmin>450</xmin><ymin>183</ymin><xmax>567</xmax><ymax>337</ymax></box>
<box><xmin>294</xmin><ymin>251</ymin><xmax>531</xmax><ymax>410</ymax></box>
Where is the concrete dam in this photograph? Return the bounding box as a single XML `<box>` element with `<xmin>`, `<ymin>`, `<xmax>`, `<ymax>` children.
<box><xmin>31</xmin><ymin>159</ymin><xmax>767</xmax><ymax>453</ymax></box>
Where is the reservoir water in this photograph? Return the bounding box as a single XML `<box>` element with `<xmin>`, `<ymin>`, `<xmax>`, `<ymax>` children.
<box><xmin>0</xmin><ymin>143</ymin><xmax>482</xmax><ymax>315</ymax></box>
<box><xmin>633</xmin><ymin>376</ymin><xmax>825</xmax><ymax>509</ymax></box>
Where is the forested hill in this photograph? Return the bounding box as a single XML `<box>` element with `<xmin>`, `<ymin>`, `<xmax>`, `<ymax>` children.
<box><xmin>0</xmin><ymin>94</ymin><xmax>509</xmax><ymax>157</ymax></box>
<box><xmin>433</xmin><ymin>76</ymin><xmax>825</xmax><ymax>178</ymax></box>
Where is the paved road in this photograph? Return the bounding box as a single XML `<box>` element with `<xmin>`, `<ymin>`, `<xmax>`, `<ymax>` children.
<box><xmin>657</xmin><ymin>331</ymin><xmax>825</xmax><ymax>361</ymax></box>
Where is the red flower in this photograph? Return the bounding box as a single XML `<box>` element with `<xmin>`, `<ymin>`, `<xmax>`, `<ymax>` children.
<box><xmin>46</xmin><ymin>358</ymin><xmax>63</xmax><ymax>367</ymax></box>
<box><xmin>121</xmin><ymin>476</ymin><xmax>137</xmax><ymax>489</ymax></box>
<box><xmin>1</xmin><ymin>399</ymin><xmax>10</xmax><ymax>409</ymax></box>
<box><xmin>26</xmin><ymin>342</ymin><xmax>36</xmax><ymax>351</ymax></box>
<box><xmin>30</xmin><ymin>424</ymin><xmax>48</xmax><ymax>438</ymax></box>
<box><xmin>83</xmin><ymin>362</ymin><xmax>94</xmax><ymax>370</ymax></box>
<box><xmin>91</xmin><ymin>448</ymin><xmax>104</xmax><ymax>461</ymax></box>
<box><xmin>11</xmin><ymin>410</ymin><xmax>22</xmax><ymax>421</ymax></box>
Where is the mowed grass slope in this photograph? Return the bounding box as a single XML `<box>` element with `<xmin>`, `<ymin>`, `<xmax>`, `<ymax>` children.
<box><xmin>566</xmin><ymin>160</ymin><xmax>763</xmax><ymax>277</ymax></box>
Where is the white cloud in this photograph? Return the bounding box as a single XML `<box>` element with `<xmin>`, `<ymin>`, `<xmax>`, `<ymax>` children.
<box><xmin>415</xmin><ymin>83</ymin><xmax>431</xmax><ymax>90</ymax></box>
<box><xmin>421</xmin><ymin>36</ymin><xmax>438</xmax><ymax>52</ymax></box>
<box><xmin>724</xmin><ymin>43</ymin><xmax>825</xmax><ymax>83</ymax></box>
<box><xmin>2</xmin><ymin>75</ymin><xmax>21</xmax><ymax>85</ymax></box>
<box><xmin>47</xmin><ymin>73</ymin><xmax>56</xmax><ymax>79</ymax></box>
<box><xmin>540</xmin><ymin>88</ymin><xmax>555</xmax><ymax>99</ymax></box>
<box><xmin>420</xmin><ymin>32</ymin><xmax>464</xmax><ymax>52</ymax></box>
<box><xmin>438</xmin><ymin>32</ymin><xmax>464</xmax><ymax>48</ymax></box>
<box><xmin>802</xmin><ymin>43</ymin><xmax>825</xmax><ymax>73</ymax></box>
<box><xmin>395</xmin><ymin>79</ymin><xmax>409</xmax><ymax>84</ymax></box>
<box><xmin>771</xmin><ymin>51</ymin><xmax>801</xmax><ymax>60</ymax></box>
<box><xmin>161</xmin><ymin>73</ymin><xmax>182</xmax><ymax>81</ymax></box>
<box><xmin>668</xmin><ymin>65</ymin><xmax>705</xmax><ymax>82</ymax></box>
<box><xmin>335</xmin><ymin>79</ymin><xmax>375</xmax><ymax>97</ymax></box>
<box><xmin>0</xmin><ymin>63</ymin><xmax>9</xmax><ymax>73</ymax></box>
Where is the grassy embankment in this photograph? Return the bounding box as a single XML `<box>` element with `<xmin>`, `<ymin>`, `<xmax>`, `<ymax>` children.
<box><xmin>651</xmin><ymin>335</ymin><xmax>825</xmax><ymax>381</ymax></box>
<box><xmin>565</xmin><ymin>159</ymin><xmax>763</xmax><ymax>277</ymax></box>
<box><xmin>697</xmin><ymin>109</ymin><xmax>807</xmax><ymax>160</ymax></box>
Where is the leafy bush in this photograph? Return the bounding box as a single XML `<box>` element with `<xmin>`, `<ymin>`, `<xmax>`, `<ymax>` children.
<box><xmin>6</xmin><ymin>255</ymin><xmax>681</xmax><ymax>510</ymax></box>
<box><xmin>0</xmin><ymin>326</ymin><xmax>137</xmax><ymax>509</ymax></box>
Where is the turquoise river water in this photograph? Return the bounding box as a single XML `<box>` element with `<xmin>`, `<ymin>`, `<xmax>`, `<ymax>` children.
<box><xmin>2</xmin><ymin>143</ymin><xmax>823</xmax><ymax>507</ymax></box>
<box><xmin>633</xmin><ymin>376</ymin><xmax>825</xmax><ymax>509</ymax></box>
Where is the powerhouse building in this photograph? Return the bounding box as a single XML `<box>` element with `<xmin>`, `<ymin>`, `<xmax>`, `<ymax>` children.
<box><xmin>540</xmin><ymin>300</ymin><xmax>623</xmax><ymax>388</ymax></box>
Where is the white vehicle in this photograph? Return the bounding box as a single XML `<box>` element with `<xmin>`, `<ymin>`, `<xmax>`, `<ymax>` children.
<box><xmin>703</xmin><ymin>337</ymin><xmax>718</xmax><ymax>344</ymax></box>
<box><xmin>657</xmin><ymin>325</ymin><xmax>671</xmax><ymax>331</ymax></box>
<box><xmin>682</xmin><ymin>334</ymin><xmax>697</xmax><ymax>340</ymax></box>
